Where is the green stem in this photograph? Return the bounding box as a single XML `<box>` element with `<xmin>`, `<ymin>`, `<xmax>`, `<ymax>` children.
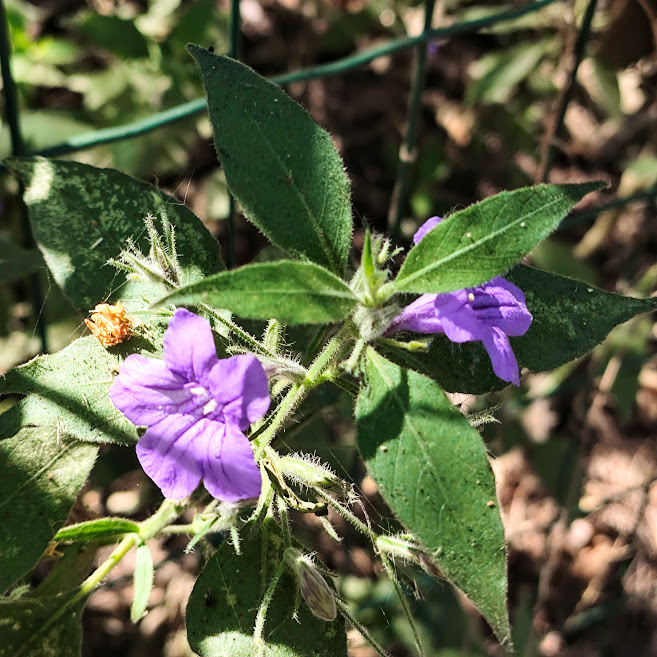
<box><xmin>20</xmin><ymin>500</ymin><xmax>182</xmax><ymax>655</ymax></box>
<box><xmin>380</xmin><ymin>552</ymin><xmax>425</xmax><ymax>657</ymax></box>
<box><xmin>313</xmin><ymin>487</ymin><xmax>378</xmax><ymax>544</ymax></box>
<box><xmin>202</xmin><ymin>304</ymin><xmax>276</xmax><ymax>357</ymax></box>
<box><xmin>254</xmin><ymin>327</ymin><xmax>352</xmax><ymax>457</ymax></box>
<box><xmin>335</xmin><ymin>598</ymin><xmax>393</xmax><ymax>657</ymax></box>
<box><xmin>5</xmin><ymin>0</ymin><xmax>558</xmax><ymax>167</ymax></box>
<box><xmin>389</xmin><ymin>0</ymin><xmax>437</xmax><ymax>241</ymax></box>
<box><xmin>277</xmin><ymin>495</ymin><xmax>292</xmax><ymax>547</ymax></box>
<box><xmin>253</xmin><ymin>560</ymin><xmax>287</xmax><ymax>647</ymax></box>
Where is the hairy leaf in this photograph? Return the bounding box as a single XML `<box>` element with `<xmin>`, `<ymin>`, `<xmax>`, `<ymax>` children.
<box><xmin>356</xmin><ymin>349</ymin><xmax>509</xmax><ymax>642</ymax></box>
<box><xmin>187</xmin><ymin>519</ymin><xmax>346</xmax><ymax>657</ymax></box>
<box><xmin>393</xmin><ymin>182</ymin><xmax>604</xmax><ymax>294</ymax></box>
<box><xmin>131</xmin><ymin>544</ymin><xmax>154</xmax><ymax>623</ymax></box>
<box><xmin>55</xmin><ymin>518</ymin><xmax>140</xmax><ymax>544</ymax></box>
<box><xmin>0</xmin><ymin>335</ymin><xmax>155</xmax><ymax>445</ymax></box>
<box><xmin>0</xmin><ymin>427</ymin><xmax>97</xmax><ymax>593</ymax></box>
<box><xmin>158</xmin><ymin>261</ymin><xmax>358</xmax><ymax>324</ymax></box>
<box><xmin>5</xmin><ymin>157</ymin><xmax>223</xmax><ymax>312</ymax></box>
<box><xmin>188</xmin><ymin>47</ymin><xmax>352</xmax><ymax>275</ymax></box>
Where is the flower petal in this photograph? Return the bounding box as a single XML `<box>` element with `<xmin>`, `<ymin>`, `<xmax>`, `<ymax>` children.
<box><xmin>163</xmin><ymin>308</ymin><xmax>218</xmax><ymax>383</ymax></box>
<box><xmin>109</xmin><ymin>354</ymin><xmax>189</xmax><ymax>426</ymax></box>
<box><xmin>136</xmin><ymin>414</ymin><xmax>204</xmax><ymax>499</ymax></box>
<box><xmin>413</xmin><ymin>216</ymin><xmax>442</xmax><ymax>244</ymax></box>
<box><xmin>199</xmin><ymin>422</ymin><xmax>262</xmax><ymax>502</ymax></box>
<box><xmin>206</xmin><ymin>355</ymin><xmax>270</xmax><ymax>430</ymax></box>
<box><xmin>435</xmin><ymin>290</ymin><xmax>485</xmax><ymax>343</ymax></box>
<box><xmin>472</xmin><ymin>277</ymin><xmax>533</xmax><ymax>336</ymax></box>
<box><xmin>480</xmin><ymin>326</ymin><xmax>520</xmax><ymax>385</ymax></box>
<box><xmin>386</xmin><ymin>294</ymin><xmax>445</xmax><ymax>334</ymax></box>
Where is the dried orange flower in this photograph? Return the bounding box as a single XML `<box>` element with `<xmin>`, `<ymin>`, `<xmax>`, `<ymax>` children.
<box><xmin>85</xmin><ymin>303</ymin><xmax>133</xmax><ymax>347</ymax></box>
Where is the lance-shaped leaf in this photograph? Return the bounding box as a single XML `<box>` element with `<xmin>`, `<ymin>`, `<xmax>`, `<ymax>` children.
<box><xmin>0</xmin><ymin>590</ymin><xmax>84</xmax><ymax>657</ymax></box>
<box><xmin>157</xmin><ymin>260</ymin><xmax>358</xmax><ymax>324</ymax></box>
<box><xmin>0</xmin><ymin>426</ymin><xmax>98</xmax><ymax>594</ymax></box>
<box><xmin>55</xmin><ymin>518</ymin><xmax>141</xmax><ymax>544</ymax></box>
<box><xmin>187</xmin><ymin>47</ymin><xmax>352</xmax><ymax>275</ymax></box>
<box><xmin>131</xmin><ymin>544</ymin><xmax>154</xmax><ymax>623</ymax></box>
<box><xmin>4</xmin><ymin>157</ymin><xmax>224</xmax><ymax>312</ymax></box>
<box><xmin>356</xmin><ymin>349</ymin><xmax>509</xmax><ymax>643</ymax></box>
<box><xmin>186</xmin><ymin>519</ymin><xmax>346</xmax><ymax>657</ymax></box>
<box><xmin>381</xmin><ymin>266</ymin><xmax>657</xmax><ymax>394</ymax></box>
<box><xmin>0</xmin><ymin>335</ymin><xmax>153</xmax><ymax>445</ymax></box>
<box><xmin>392</xmin><ymin>182</ymin><xmax>604</xmax><ymax>294</ymax></box>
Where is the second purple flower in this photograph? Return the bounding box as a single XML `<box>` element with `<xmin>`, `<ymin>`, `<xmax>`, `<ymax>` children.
<box><xmin>110</xmin><ymin>308</ymin><xmax>269</xmax><ymax>501</ymax></box>
<box><xmin>387</xmin><ymin>217</ymin><xmax>533</xmax><ymax>385</ymax></box>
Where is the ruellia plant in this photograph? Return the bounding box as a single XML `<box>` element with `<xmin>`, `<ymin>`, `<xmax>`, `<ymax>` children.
<box><xmin>1</xmin><ymin>47</ymin><xmax>655</xmax><ymax>657</ymax></box>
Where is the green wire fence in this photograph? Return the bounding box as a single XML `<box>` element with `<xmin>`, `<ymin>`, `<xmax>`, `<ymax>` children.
<box><xmin>1</xmin><ymin>0</ymin><xmax>655</xmax><ymax>354</ymax></box>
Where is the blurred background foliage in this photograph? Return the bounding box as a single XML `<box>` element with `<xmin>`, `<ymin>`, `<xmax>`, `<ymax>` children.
<box><xmin>2</xmin><ymin>0</ymin><xmax>657</xmax><ymax>656</ymax></box>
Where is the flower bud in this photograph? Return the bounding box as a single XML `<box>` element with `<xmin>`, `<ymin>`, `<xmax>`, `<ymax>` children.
<box><xmin>285</xmin><ymin>549</ymin><xmax>337</xmax><ymax>621</ymax></box>
<box><xmin>376</xmin><ymin>534</ymin><xmax>445</xmax><ymax>579</ymax></box>
<box><xmin>278</xmin><ymin>454</ymin><xmax>350</xmax><ymax>498</ymax></box>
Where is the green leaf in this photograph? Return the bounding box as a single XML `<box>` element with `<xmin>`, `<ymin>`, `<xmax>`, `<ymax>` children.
<box><xmin>131</xmin><ymin>544</ymin><xmax>154</xmax><ymax>623</ymax></box>
<box><xmin>0</xmin><ymin>237</ymin><xmax>43</xmax><ymax>283</ymax></box>
<box><xmin>355</xmin><ymin>349</ymin><xmax>509</xmax><ymax>642</ymax></box>
<box><xmin>0</xmin><ymin>335</ymin><xmax>151</xmax><ymax>445</ymax></box>
<box><xmin>0</xmin><ymin>590</ymin><xmax>84</xmax><ymax>657</ymax></box>
<box><xmin>392</xmin><ymin>182</ymin><xmax>604</xmax><ymax>295</ymax></box>
<box><xmin>187</xmin><ymin>519</ymin><xmax>347</xmax><ymax>657</ymax></box>
<box><xmin>0</xmin><ymin>426</ymin><xmax>98</xmax><ymax>594</ymax></box>
<box><xmin>507</xmin><ymin>266</ymin><xmax>657</xmax><ymax>373</ymax></box>
<box><xmin>4</xmin><ymin>157</ymin><xmax>223</xmax><ymax>313</ymax></box>
<box><xmin>381</xmin><ymin>266</ymin><xmax>657</xmax><ymax>394</ymax></box>
<box><xmin>187</xmin><ymin>47</ymin><xmax>352</xmax><ymax>275</ymax></box>
<box><xmin>158</xmin><ymin>261</ymin><xmax>358</xmax><ymax>324</ymax></box>
<box><xmin>55</xmin><ymin>518</ymin><xmax>140</xmax><ymax>544</ymax></box>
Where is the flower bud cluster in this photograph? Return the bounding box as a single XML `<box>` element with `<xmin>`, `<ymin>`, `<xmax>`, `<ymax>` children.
<box><xmin>110</xmin><ymin>213</ymin><xmax>182</xmax><ymax>289</ymax></box>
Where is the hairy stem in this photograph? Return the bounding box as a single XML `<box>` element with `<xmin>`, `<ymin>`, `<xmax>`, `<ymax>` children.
<box><xmin>254</xmin><ymin>327</ymin><xmax>352</xmax><ymax>457</ymax></box>
<box><xmin>313</xmin><ymin>487</ymin><xmax>379</xmax><ymax>544</ymax></box>
<box><xmin>380</xmin><ymin>551</ymin><xmax>425</xmax><ymax>657</ymax></box>
<box><xmin>20</xmin><ymin>499</ymin><xmax>183</xmax><ymax>657</ymax></box>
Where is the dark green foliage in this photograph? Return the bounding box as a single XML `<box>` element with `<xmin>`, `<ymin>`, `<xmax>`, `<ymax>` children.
<box><xmin>356</xmin><ymin>349</ymin><xmax>509</xmax><ymax>643</ymax></box>
<box><xmin>188</xmin><ymin>48</ymin><xmax>353</xmax><ymax>275</ymax></box>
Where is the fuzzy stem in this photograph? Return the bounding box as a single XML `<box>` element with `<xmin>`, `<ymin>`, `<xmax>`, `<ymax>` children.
<box><xmin>20</xmin><ymin>499</ymin><xmax>183</xmax><ymax>656</ymax></box>
<box><xmin>312</xmin><ymin>488</ymin><xmax>378</xmax><ymax>543</ymax></box>
<box><xmin>335</xmin><ymin>598</ymin><xmax>393</xmax><ymax>657</ymax></box>
<box><xmin>380</xmin><ymin>551</ymin><xmax>425</xmax><ymax>657</ymax></box>
<box><xmin>202</xmin><ymin>304</ymin><xmax>276</xmax><ymax>357</ymax></box>
<box><xmin>253</xmin><ymin>561</ymin><xmax>286</xmax><ymax>646</ymax></box>
<box><xmin>254</xmin><ymin>326</ymin><xmax>352</xmax><ymax>457</ymax></box>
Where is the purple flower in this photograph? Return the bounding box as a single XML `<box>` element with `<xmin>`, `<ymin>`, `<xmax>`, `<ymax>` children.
<box><xmin>109</xmin><ymin>308</ymin><xmax>269</xmax><ymax>501</ymax></box>
<box><xmin>388</xmin><ymin>217</ymin><xmax>533</xmax><ymax>385</ymax></box>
